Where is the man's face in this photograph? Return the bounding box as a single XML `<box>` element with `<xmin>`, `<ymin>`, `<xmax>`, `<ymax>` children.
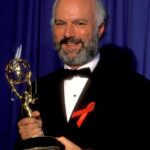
<box><xmin>53</xmin><ymin>0</ymin><xmax>101</xmax><ymax>67</ymax></box>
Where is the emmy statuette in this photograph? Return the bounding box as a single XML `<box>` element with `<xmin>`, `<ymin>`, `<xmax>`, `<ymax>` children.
<box><xmin>6</xmin><ymin>58</ymin><xmax>63</xmax><ymax>150</ymax></box>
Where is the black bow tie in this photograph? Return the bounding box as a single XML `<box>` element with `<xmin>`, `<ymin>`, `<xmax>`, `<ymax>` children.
<box><xmin>62</xmin><ymin>67</ymin><xmax>91</xmax><ymax>79</ymax></box>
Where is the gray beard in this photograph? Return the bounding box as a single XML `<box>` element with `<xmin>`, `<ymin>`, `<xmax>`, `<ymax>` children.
<box><xmin>55</xmin><ymin>36</ymin><xmax>99</xmax><ymax>66</ymax></box>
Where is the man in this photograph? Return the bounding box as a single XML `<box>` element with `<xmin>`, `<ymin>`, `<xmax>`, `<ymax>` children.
<box><xmin>17</xmin><ymin>0</ymin><xmax>150</xmax><ymax>149</ymax></box>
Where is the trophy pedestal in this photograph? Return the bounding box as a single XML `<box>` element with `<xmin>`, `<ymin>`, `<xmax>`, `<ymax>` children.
<box><xmin>20</xmin><ymin>136</ymin><xmax>64</xmax><ymax>150</ymax></box>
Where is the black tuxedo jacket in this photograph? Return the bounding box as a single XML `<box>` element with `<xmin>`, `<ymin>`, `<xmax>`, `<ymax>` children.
<box><xmin>31</xmin><ymin>48</ymin><xmax>150</xmax><ymax>149</ymax></box>
<box><xmin>15</xmin><ymin>46</ymin><xmax>150</xmax><ymax>149</ymax></box>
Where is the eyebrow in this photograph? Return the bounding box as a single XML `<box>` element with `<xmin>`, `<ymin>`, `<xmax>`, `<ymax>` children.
<box><xmin>54</xmin><ymin>19</ymin><xmax>88</xmax><ymax>23</ymax></box>
<box><xmin>73</xmin><ymin>19</ymin><xmax>88</xmax><ymax>23</ymax></box>
<box><xmin>54</xmin><ymin>19</ymin><xmax>65</xmax><ymax>23</ymax></box>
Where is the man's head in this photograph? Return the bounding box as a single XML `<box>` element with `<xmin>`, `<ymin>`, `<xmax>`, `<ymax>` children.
<box><xmin>51</xmin><ymin>0</ymin><xmax>107</xmax><ymax>68</ymax></box>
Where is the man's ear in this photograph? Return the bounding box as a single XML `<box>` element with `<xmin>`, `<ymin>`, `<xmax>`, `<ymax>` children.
<box><xmin>98</xmin><ymin>24</ymin><xmax>105</xmax><ymax>38</ymax></box>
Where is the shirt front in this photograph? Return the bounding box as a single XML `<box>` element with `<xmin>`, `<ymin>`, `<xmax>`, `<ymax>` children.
<box><xmin>64</xmin><ymin>53</ymin><xmax>100</xmax><ymax>121</ymax></box>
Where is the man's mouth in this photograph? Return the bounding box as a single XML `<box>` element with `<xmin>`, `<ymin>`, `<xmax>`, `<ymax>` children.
<box><xmin>62</xmin><ymin>43</ymin><xmax>82</xmax><ymax>50</ymax></box>
<box><xmin>60</xmin><ymin>37</ymin><xmax>83</xmax><ymax>45</ymax></box>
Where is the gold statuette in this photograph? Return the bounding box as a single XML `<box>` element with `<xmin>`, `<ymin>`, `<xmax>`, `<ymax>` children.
<box><xmin>6</xmin><ymin>58</ymin><xmax>37</xmax><ymax>117</ymax></box>
<box><xmin>6</xmin><ymin>58</ymin><xmax>63</xmax><ymax>150</ymax></box>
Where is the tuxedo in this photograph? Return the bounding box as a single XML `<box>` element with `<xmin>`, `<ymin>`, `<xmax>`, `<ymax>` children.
<box><xmin>15</xmin><ymin>45</ymin><xmax>150</xmax><ymax>149</ymax></box>
<box><xmin>31</xmin><ymin>47</ymin><xmax>150</xmax><ymax>149</ymax></box>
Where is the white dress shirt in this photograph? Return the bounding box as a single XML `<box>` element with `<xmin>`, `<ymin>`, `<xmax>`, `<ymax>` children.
<box><xmin>64</xmin><ymin>53</ymin><xmax>100</xmax><ymax>121</ymax></box>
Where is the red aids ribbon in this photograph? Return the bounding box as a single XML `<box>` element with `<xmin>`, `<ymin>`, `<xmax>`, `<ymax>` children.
<box><xmin>71</xmin><ymin>102</ymin><xmax>96</xmax><ymax>128</ymax></box>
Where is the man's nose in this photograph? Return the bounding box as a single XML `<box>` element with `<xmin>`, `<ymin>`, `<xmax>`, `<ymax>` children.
<box><xmin>64</xmin><ymin>24</ymin><xmax>76</xmax><ymax>38</ymax></box>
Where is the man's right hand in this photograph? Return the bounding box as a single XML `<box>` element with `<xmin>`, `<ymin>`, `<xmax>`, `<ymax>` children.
<box><xmin>18</xmin><ymin>111</ymin><xmax>44</xmax><ymax>140</ymax></box>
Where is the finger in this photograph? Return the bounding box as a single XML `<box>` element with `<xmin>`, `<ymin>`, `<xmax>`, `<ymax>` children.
<box><xmin>19</xmin><ymin>120</ymin><xmax>41</xmax><ymax>131</ymax></box>
<box><xmin>18</xmin><ymin>113</ymin><xmax>43</xmax><ymax>140</ymax></box>
<box><xmin>19</xmin><ymin>119</ymin><xmax>43</xmax><ymax>140</ymax></box>
<box><xmin>18</xmin><ymin>111</ymin><xmax>41</xmax><ymax>126</ymax></box>
<box><xmin>32</xmin><ymin>111</ymin><xmax>41</xmax><ymax>118</ymax></box>
<box><xmin>57</xmin><ymin>136</ymin><xmax>82</xmax><ymax>150</ymax></box>
<box><xmin>20</xmin><ymin>127</ymin><xmax>43</xmax><ymax>140</ymax></box>
<box><xmin>18</xmin><ymin>117</ymin><xmax>43</xmax><ymax>134</ymax></box>
<box><xmin>57</xmin><ymin>136</ymin><xmax>71</xmax><ymax>146</ymax></box>
<box><xmin>18</xmin><ymin>117</ymin><xmax>37</xmax><ymax>126</ymax></box>
<box><xmin>38</xmin><ymin>117</ymin><xmax>42</xmax><ymax>127</ymax></box>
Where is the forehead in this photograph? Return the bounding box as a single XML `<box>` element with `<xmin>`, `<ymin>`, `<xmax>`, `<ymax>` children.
<box><xmin>54</xmin><ymin>0</ymin><xmax>95</xmax><ymax>20</ymax></box>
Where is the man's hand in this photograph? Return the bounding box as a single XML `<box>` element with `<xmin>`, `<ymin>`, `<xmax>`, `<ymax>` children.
<box><xmin>57</xmin><ymin>136</ymin><xmax>82</xmax><ymax>150</ymax></box>
<box><xmin>18</xmin><ymin>111</ymin><xmax>43</xmax><ymax>140</ymax></box>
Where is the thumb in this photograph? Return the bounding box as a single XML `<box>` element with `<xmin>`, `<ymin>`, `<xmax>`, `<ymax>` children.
<box><xmin>57</xmin><ymin>136</ymin><xmax>82</xmax><ymax>150</ymax></box>
<box><xmin>57</xmin><ymin>136</ymin><xmax>71</xmax><ymax>146</ymax></box>
<box><xmin>32</xmin><ymin>111</ymin><xmax>40</xmax><ymax>118</ymax></box>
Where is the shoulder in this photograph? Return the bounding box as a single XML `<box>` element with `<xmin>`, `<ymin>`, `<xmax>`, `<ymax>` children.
<box><xmin>99</xmin><ymin>44</ymin><xmax>136</xmax><ymax>72</ymax></box>
<box><xmin>37</xmin><ymin>68</ymin><xmax>64</xmax><ymax>83</ymax></box>
<box><xmin>31</xmin><ymin>68</ymin><xmax>64</xmax><ymax>93</ymax></box>
<box><xmin>99</xmin><ymin>44</ymin><xmax>150</xmax><ymax>82</ymax></box>
<box><xmin>128</xmin><ymin>71</ymin><xmax>150</xmax><ymax>90</ymax></box>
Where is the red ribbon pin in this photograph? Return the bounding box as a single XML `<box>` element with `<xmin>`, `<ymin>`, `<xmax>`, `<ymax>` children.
<box><xmin>71</xmin><ymin>102</ymin><xmax>96</xmax><ymax>127</ymax></box>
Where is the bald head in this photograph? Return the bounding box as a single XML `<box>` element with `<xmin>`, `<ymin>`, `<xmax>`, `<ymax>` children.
<box><xmin>54</xmin><ymin>0</ymin><xmax>96</xmax><ymax>27</ymax></box>
<box><xmin>51</xmin><ymin>0</ymin><xmax>107</xmax><ymax>29</ymax></box>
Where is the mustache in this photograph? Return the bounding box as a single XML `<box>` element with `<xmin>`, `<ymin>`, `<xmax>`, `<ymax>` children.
<box><xmin>59</xmin><ymin>37</ymin><xmax>83</xmax><ymax>45</ymax></box>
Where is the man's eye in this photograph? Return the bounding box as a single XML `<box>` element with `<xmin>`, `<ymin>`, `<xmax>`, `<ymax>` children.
<box><xmin>75</xmin><ymin>22</ymin><xmax>86</xmax><ymax>27</ymax></box>
<box><xmin>78</xmin><ymin>22</ymin><xmax>85</xmax><ymax>25</ymax></box>
<box><xmin>55</xmin><ymin>22</ymin><xmax>65</xmax><ymax>26</ymax></box>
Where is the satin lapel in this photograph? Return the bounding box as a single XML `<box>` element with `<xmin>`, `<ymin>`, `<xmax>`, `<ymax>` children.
<box><xmin>52</xmin><ymin>69</ymin><xmax>68</xmax><ymax>123</ymax></box>
<box><xmin>58</xmin><ymin>77</ymin><xmax>68</xmax><ymax>122</ymax></box>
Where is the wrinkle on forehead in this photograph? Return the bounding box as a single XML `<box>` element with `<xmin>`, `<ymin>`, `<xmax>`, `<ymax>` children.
<box><xmin>54</xmin><ymin>0</ymin><xmax>96</xmax><ymax>20</ymax></box>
